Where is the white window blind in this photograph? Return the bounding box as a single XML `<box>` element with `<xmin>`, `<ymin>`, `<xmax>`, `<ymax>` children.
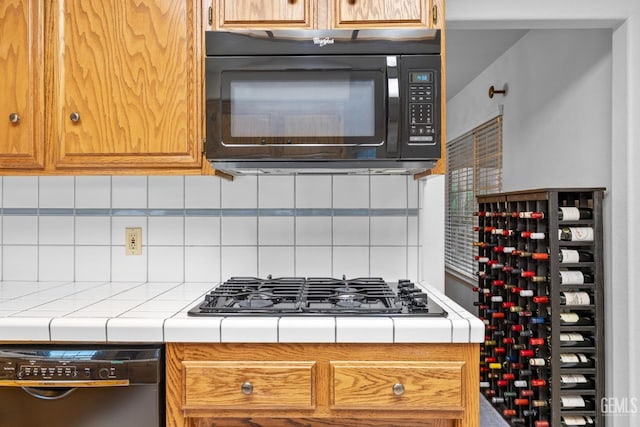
<box><xmin>445</xmin><ymin>116</ymin><xmax>503</xmax><ymax>278</ymax></box>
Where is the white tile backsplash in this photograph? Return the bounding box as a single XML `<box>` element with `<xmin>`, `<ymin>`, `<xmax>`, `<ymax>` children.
<box><xmin>148</xmin><ymin>216</ymin><xmax>184</xmax><ymax>246</ymax></box>
<box><xmin>75</xmin><ymin>246</ymin><xmax>111</xmax><ymax>281</ymax></box>
<box><xmin>333</xmin><ymin>246</ymin><xmax>369</xmax><ymax>277</ymax></box>
<box><xmin>148</xmin><ymin>176</ymin><xmax>184</xmax><ymax>208</ymax></box>
<box><xmin>333</xmin><ymin>175</ymin><xmax>369</xmax><ymax>208</ymax></box>
<box><xmin>258</xmin><ymin>217</ymin><xmax>294</xmax><ymax>245</ymax></box>
<box><xmin>295</xmin><ymin>175</ymin><xmax>331</xmax><ymax>208</ymax></box>
<box><xmin>111</xmin><ymin>247</ymin><xmax>147</xmax><ymax>282</ymax></box>
<box><xmin>185</xmin><ymin>217</ymin><xmax>219</xmax><ymax>245</ymax></box>
<box><xmin>0</xmin><ymin>174</ymin><xmax>423</xmax><ymax>282</ymax></box>
<box><xmin>184</xmin><ymin>246</ymin><xmax>220</xmax><ymax>282</ymax></box>
<box><xmin>296</xmin><ymin>217</ymin><xmax>331</xmax><ymax>246</ymax></box>
<box><xmin>148</xmin><ymin>246</ymin><xmax>184</xmax><ymax>282</ymax></box>
<box><xmin>258</xmin><ymin>246</ymin><xmax>295</xmax><ymax>277</ymax></box>
<box><xmin>371</xmin><ymin>175</ymin><xmax>407</xmax><ymax>209</ymax></box>
<box><xmin>370</xmin><ymin>246</ymin><xmax>407</xmax><ymax>280</ymax></box>
<box><xmin>185</xmin><ymin>176</ymin><xmax>221</xmax><ymax>209</ymax></box>
<box><xmin>221</xmin><ymin>217</ymin><xmax>257</xmax><ymax>245</ymax></box>
<box><xmin>333</xmin><ymin>217</ymin><xmax>369</xmax><ymax>245</ymax></box>
<box><xmin>3</xmin><ymin>216</ymin><xmax>37</xmax><ymax>244</ymax></box>
<box><xmin>370</xmin><ymin>217</ymin><xmax>407</xmax><ymax>246</ymax></box>
<box><xmin>75</xmin><ymin>216</ymin><xmax>111</xmax><ymax>245</ymax></box>
<box><xmin>39</xmin><ymin>216</ymin><xmax>74</xmax><ymax>245</ymax></box>
<box><xmin>259</xmin><ymin>175</ymin><xmax>294</xmax><ymax>208</ymax></box>
<box><xmin>3</xmin><ymin>246</ymin><xmax>38</xmax><ymax>281</ymax></box>
<box><xmin>39</xmin><ymin>176</ymin><xmax>75</xmax><ymax>208</ymax></box>
<box><xmin>221</xmin><ymin>246</ymin><xmax>258</xmax><ymax>278</ymax></box>
<box><xmin>295</xmin><ymin>247</ymin><xmax>332</xmax><ymax>277</ymax></box>
<box><xmin>39</xmin><ymin>246</ymin><xmax>74</xmax><ymax>281</ymax></box>
<box><xmin>221</xmin><ymin>175</ymin><xmax>257</xmax><ymax>208</ymax></box>
<box><xmin>3</xmin><ymin>176</ymin><xmax>38</xmax><ymax>208</ymax></box>
<box><xmin>112</xmin><ymin>176</ymin><xmax>147</xmax><ymax>208</ymax></box>
<box><xmin>75</xmin><ymin>176</ymin><xmax>111</xmax><ymax>208</ymax></box>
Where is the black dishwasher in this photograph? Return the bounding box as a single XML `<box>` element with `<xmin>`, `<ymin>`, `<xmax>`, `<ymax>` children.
<box><xmin>0</xmin><ymin>344</ymin><xmax>164</xmax><ymax>427</ymax></box>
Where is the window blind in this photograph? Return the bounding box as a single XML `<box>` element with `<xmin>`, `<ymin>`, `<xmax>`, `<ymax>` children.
<box><xmin>445</xmin><ymin>116</ymin><xmax>503</xmax><ymax>278</ymax></box>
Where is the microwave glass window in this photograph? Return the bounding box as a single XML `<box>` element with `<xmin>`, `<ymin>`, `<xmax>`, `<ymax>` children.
<box><xmin>229</xmin><ymin>79</ymin><xmax>375</xmax><ymax>138</ymax></box>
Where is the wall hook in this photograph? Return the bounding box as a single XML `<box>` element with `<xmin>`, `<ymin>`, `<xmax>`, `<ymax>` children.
<box><xmin>488</xmin><ymin>84</ymin><xmax>508</xmax><ymax>98</ymax></box>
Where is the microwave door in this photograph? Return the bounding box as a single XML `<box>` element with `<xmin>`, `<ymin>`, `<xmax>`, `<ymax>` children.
<box><xmin>207</xmin><ymin>57</ymin><xmax>389</xmax><ymax>161</ymax></box>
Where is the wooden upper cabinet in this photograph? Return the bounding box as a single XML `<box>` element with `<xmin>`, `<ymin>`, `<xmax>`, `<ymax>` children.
<box><xmin>47</xmin><ymin>0</ymin><xmax>202</xmax><ymax>171</ymax></box>
<box><xmin>216</xmin><ymin>0</ymin><xmax>314</xmax><ymax>29</ymax></box>
<box><xmin>0</xmin><ymin>0</ymin><xmax>44</xmax><ymax>169</ymax></box>
<box><xmin>332</xmin><ymin>0</ymin><xmax>431</xmax><ymax>28</ymax></box>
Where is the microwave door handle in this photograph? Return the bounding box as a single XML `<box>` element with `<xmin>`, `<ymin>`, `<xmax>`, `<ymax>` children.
<box><xmin>386</xmin><ymin>56</ymin><xmax>400</xmax><ymax>154</ymax></box>
<box><xmin>387</xmin><ymin>77</ymin><xmax>400</xmax><ymax>154</ymax></box>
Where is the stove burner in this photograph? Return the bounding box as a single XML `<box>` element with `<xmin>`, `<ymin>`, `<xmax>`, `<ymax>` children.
<box><xmin>330</xmin><ymin>292</ymin><xmax>365</xmax><ymax>308</ymax></box>
<box><xmin>238</xmin><ymin>291</ymin><xmax>276</xmax><ymax>309</ymax></box>
<box><xmin>189</xmin><ymin>277</ymin><xmax>448</xmax><ymax>317</ymax></box>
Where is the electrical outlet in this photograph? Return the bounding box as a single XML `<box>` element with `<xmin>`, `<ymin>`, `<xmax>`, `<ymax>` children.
<box><xmin>125</xmin><ymin>227</ymin><xmax>142</xmax><ymax>256</ymax></box>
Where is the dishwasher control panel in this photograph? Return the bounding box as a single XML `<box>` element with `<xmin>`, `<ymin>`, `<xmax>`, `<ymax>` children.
<box><xmin>0</xmin><ymin>345</ymin><xmax>162</xmax><ymax>384</ymax></box>
<box><xmin>0</xmin><ymin>359</ymin><xmax>127</xmax><ymax>381</ymax></box>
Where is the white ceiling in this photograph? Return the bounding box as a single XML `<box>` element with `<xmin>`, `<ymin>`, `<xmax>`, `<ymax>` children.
<box><xmin>445</xmin><ymin>29</ymin><xmax>528</xmax><ymax>100</ymax></box>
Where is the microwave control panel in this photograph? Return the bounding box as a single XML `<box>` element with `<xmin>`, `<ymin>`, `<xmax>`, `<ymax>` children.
<box><xmin>407</xmin><ymin>70</ymin><xmax>436</xmax><ymax>145</ymax></box>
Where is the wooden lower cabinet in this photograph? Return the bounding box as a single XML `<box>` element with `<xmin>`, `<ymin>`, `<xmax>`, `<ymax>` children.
<box><xmin>166</xmin><ymin>343</ymin><xmax>479</xmax><ymax>427</ymax></box>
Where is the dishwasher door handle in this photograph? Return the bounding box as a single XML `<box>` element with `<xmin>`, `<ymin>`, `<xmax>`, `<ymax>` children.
<box><xmin>0</xmin><ymin>379</ymin><xmax>130</xmax><ymax>388</ymax></box>
<box><xmin>21</xmin><ymin>386</ymin><xmax>78</xmax><ymax>400</ymax></box>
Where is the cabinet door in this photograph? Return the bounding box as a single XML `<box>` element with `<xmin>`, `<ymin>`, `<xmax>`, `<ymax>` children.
<box><xmin>217</xmin><ymin>0</ymin><xmax>313</xmax><ymax>29</ymax></box>
<box><xmin>0</xmin><ymin>0</ymin><xmax>44</xmax><ymax>169</ymax></box>
<box><xmin>333</xmin><ymin>0</ymin><xmax>429</xmax><ymax>28</ymax></box>
<box><xmin>47</xmin><ymin>0</ymin><xmax>202</xmax><ymax>170</ymax></box>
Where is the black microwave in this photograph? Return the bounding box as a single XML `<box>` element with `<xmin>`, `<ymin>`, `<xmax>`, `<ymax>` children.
<box><xmin>205</xmin><ymin>29</ymin><xmax>441</xmax><ymax>173</ymax></box>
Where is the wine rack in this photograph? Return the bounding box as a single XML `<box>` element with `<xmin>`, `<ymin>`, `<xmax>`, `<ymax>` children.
<box><xmin>475</xmin><ymin>188</ymin><xmax>605</xmax><ymax>426</ymax></box>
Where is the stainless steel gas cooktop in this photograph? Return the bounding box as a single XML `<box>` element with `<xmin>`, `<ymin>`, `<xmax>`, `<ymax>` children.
<box><xmin>188</xmin><ymin>276</ymin><xmax>448</xmax><ymax>317</ymax></box>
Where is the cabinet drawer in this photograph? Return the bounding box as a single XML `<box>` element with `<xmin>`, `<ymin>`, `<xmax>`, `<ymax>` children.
<box><xmin>183</xmin><ymin>361</ymin><xmax>316</xmax><ymax>409</ymax></box>
<box><xmin>331</xmin><ymin>361</ymin><xmax>464</xmax><ymax>411</ymax></box>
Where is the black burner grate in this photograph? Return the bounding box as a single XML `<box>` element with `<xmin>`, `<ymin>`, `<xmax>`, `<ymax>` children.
<box><xmin>189</xmin><ymin>277</ymin><xmax>447</xmax><ymax>317</ymax></box>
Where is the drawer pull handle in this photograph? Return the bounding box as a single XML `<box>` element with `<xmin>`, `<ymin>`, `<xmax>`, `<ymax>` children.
<box><xmin>9</xmin><ymin>113</ymin><xmax>20</xmax><ymax>124</ymax></box>
<box><xmin>241</xmin><ymin>381</ymin><xmax>253</xmax><ymax>395</ymax></box>
<box><xmin>392</xmin><ymin>383</ymin><xmax>405</xmax><ymax>396</ymax></box>
<box><xmin>70</xmin><ymin>112</ymin><xmax>81</xmax><ymax>123</ymax></box>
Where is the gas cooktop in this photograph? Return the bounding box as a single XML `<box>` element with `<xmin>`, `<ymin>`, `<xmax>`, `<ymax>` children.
<box><xmin>188</xmin><ymin>276</ymin><xmax>448</xmax><ymax>317</ymax></box>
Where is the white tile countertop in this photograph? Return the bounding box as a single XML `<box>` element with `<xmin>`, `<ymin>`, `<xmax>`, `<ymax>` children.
<box><xmin>0</xmin><ymin>281</ymin><xmax>484</xmax><ymax>343</ymax></box>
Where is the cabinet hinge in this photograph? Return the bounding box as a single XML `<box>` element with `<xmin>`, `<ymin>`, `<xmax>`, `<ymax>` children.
<box><xmin>208</xmin><ymin>6</ymin><xmax>213</xmax><ymax>25</ymax></box>
<box><xmin>432</xmin><ymin>5</ymin><xmax>438</xmax><ymax>26</ymax></box>
<box><xmin>201</xmin><ymin>138</ymin><xmax>207</xmax><ymax>154</ymax></box>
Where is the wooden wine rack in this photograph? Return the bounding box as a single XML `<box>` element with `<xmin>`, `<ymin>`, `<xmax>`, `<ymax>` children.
<box><xmin>475</xmin><ymin>188</ymin><xmax>605</xmax><ymax>426</ymax></box>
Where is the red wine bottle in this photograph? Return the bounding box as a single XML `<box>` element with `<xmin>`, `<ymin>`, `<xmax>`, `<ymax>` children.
<box><xmin>560</xmin><ymin>249</ymin><xmax>594</xmax><ymax>263</ymax></box>
<box><xmin>559</xmin><ymin>227</ymin><xmax>594</xmax><ymax>241</ymax></box>
<box><xmin>558</xmin><ymin>207</ymin><xmax>593</xmax><ymax>221</ymax></box>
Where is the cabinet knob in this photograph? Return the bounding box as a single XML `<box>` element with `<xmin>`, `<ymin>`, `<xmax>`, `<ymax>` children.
<box><xmin>9</xmin><ymin>113</ymin><xmax>20</xmax><ymax>124</ymax></box>
<box><xmin>392</xmin><ymin>383</ymin><xmax>405</xmax><ymax>396</ymax></box>
<box><xmin>241</xmin><ymin>381</ymin><xmax>253</xmax><ymax>395</ymax></box>
<box><xmin>69</xmin><ymin>112</ymin><xmax>81</xmax><ymax>123</ymax></box>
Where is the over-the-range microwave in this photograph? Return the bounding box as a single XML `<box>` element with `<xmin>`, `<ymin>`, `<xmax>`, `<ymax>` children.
<box><xmin>204</xmin><ymin>29</ymin><xmax>441</xmax><ymax>174</ymax></box>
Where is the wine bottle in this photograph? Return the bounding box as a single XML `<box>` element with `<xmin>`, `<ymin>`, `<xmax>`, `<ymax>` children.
<box><xmin>521</xmin><ymin>231</ymin><xmax>546</xmax><ymax>239</ymax></box>
<box><xmin>559</xmin><ymin>332</ymin><xmax>594</xmax><ymax>347</ymax></box>
<box><xmin>519</xmin><ymin>211</ymin><xmax>545</xmax><ymax>219</ymax></box>
<box><xmin>558</xmin><ymin>227</ymin><xmax>594</xmax><ymax>241</ymax></box>
<box><xmin>559</xmin><ymin>270</ymin><xmax>594</xmax><ymax>285</ymax></box>
<box><xmin>560</xmin><ymin>395</ymin><xmax>595</xmax><ymax>410</ymax></box>
<box><xmin>560</xmin><ymin>312</ymin><xmax>593</xmax><ymax>326</ymax></box>
<box><xmin>560</xmin><ymin>291</ymin><xmax>591</xmax><ymax>305</ymax></box>
<box><xmin>558</xmin><ymin>373</ymin><xmax>595</xmax><ymax>389</ymax></box>
<box><xmin>558</xmin><ymin>207</ymin><xmax>593</xmax><ymax>221</ymax></box>
<box><xmin>560</xmin><ymin>249</ymin><xmax>594</xmax><ymax>263</ymax></box>
<box><xmin>561</xmin><ymin>415</ymin><xmax>594</xmax><ymax>426</ymax></box>
<box><xmin>559</xmin><ymin>353</ymin><xmax>595</xmax><ymax>368</ymax></box>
